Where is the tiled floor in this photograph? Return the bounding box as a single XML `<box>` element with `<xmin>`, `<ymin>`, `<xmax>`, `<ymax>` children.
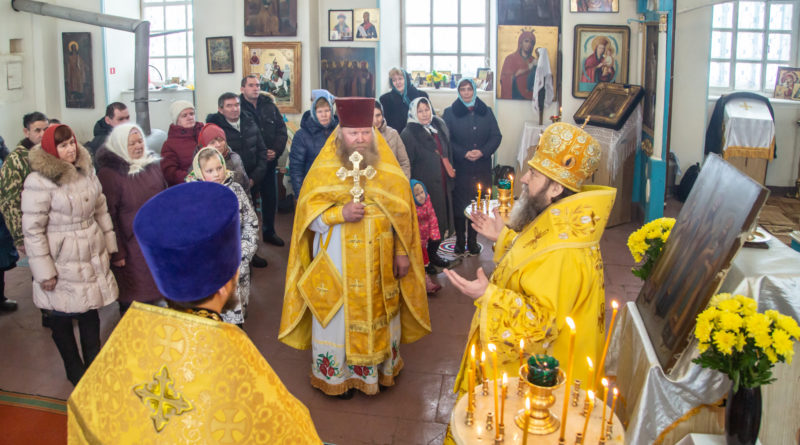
<box><xmin>0</xmin><ymin>202</ymin><xmax>680</xmax><ymax>444</ymax></box>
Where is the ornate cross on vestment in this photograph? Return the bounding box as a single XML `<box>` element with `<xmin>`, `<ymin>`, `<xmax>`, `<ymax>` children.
<box><xmin>336</xmin><ymin>151</ymin><xmax>377</xmax><ymax>203</ymax></box>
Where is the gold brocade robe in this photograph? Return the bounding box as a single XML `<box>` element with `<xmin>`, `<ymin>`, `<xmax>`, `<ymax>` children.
<box><xmin>67</xmin><ymin>302</ymin><xmax>321</xmax><ymax>444</ymax></box>
<box><xmin>453</xmin><ymin>186</ymin><xmax>616</xmax><ymax>394</ymax></box>
<box><xmin>279</xmin><ymin>128</ymin><xmax>430</xmax><ymax>366</ymax></box>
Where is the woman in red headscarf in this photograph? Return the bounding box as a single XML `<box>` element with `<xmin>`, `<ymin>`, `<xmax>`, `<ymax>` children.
<box><xmin>22</xmin><ymin>124</ymin><xmax>118</xmax><ymax>386</ymax></box>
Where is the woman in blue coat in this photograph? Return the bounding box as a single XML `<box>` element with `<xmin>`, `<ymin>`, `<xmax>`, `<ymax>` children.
<box><xmin>442</xmin><ymin>78</ymin><xmax>502</xmax><ymax>255</ymax></box>
<box><xmin>289</xmin><ymin>90</ymin><xmax>339</xmax><ymax>195</ymax></box>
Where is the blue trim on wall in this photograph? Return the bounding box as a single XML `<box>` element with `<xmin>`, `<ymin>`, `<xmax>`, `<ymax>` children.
<box><xmin>645</xmin><ymin>157</ymin><xmax>666</xmax><ymax>221</ymax></box>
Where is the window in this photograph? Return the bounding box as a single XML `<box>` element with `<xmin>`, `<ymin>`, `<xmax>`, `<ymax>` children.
<box><xmin>143</xmin><ymin>0</ymin><xmax>194</xmax><ymax>84</ymax></box>
<box><xmin>402</xmin><ymin>0</ymin><xmax>490</xmax><ymax>79</ymax></box>
<box><xmin>709</xmin><ymin>1</ymin><xmax>798</xmax><ymax>93</ymax></box>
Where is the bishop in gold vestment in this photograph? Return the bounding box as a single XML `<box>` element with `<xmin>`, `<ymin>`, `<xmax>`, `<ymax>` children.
<box><xmin>445</xmin><ymin>122</ymin><xmax>616</xmax><ymax>396</ymax></box>
<box><xmin>68</xmin><ymin>182</ymin><xmax>321</xmax><ymax>444</ymax></box>
<box><xmin>280</xmin><ymin>97</ymin><xmax>430</xmax><ymax>396</ymax></box>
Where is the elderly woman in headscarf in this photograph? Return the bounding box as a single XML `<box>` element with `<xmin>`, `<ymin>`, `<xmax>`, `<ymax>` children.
<box><xmin>22</xmin><ymin>124</ymin><xmax>118</xmax><ymax>385</ymax></box>
<box><xmin>379</xmin><ymin>68</ymin><xmax>430</xmax><ymax>133</ymax></box>
<box><xmin>289</xmin><ymin>89</ymin><xmax>339</xmax><ymax>195</ymax></box>
<box><xmin>443</xmin><ymin>77</ymin><xmax>502</xmax><ymax>255</ymax></box>
<box><xmin>186</xmin><ymin>147</ymin><xmax>257</xmax><ymax>327</ymax></box>
<box><xmin>400</xmin><ymin>97</ymin><xmax>456</xmax><ymax>273</ymax></box>
<box><xmin>96</xmin><ymin>123</ymin><xmax>167</xmax><ymax>315</ymax></box>
<box><xmin>373</xmin><ymin>100</ymin><xmax>410</xmax><ymax>178</ymax></box>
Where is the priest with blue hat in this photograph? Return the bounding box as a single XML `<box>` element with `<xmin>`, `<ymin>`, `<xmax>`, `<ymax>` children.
<box><xmin>67</xmin><ymin>182</ymin><xmax>322</xmax><ymax>444</ymax></box>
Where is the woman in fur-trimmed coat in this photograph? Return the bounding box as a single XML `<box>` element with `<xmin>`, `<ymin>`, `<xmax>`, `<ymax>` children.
<box><xmin>22</xmin><ymin>124</ymin><xmax>118</xmax><ymax>386</ymax></box>
<box><xmin>96</xmin><ymin>123</ymin><xmax>167</xmax><ymax>315</ymax></box>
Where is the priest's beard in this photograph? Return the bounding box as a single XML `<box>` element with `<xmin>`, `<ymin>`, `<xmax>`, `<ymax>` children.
<box><xmin>507</xmin><ymin>183</ymin><xmax>554</xmax><ymax>232</ymax></box>
<box><xmin>335</xmin><ymin>132</ymin><xmax>380</xmax><ymax>168</ymax></box>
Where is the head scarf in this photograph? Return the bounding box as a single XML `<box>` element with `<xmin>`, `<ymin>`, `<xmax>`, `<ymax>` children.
<box><xmin>391</xmin><ymin>69</ymin><xmax>412</xmax><ymax>106</ymax></box>
<box><xmin>106</xmin><ymin>123</ymin><xmax>158</xmax><ymax>175</ymax></box>
<box><xmin>374</xmin><ymin>100</ymin><xmax>385</xmax><ymax>125</ymax></box>
<box><xmin>410</xmin><ymin>179</ymin><xmax>428</xmax><ymax>206</ymax></box>
<box><xmin>407</xmin><ymin>97</ymin><xmax>437</xmax><ymax>134</ymax></box>
<box><xmin>41</xmin><ymin>124</ymin><xmax>75</xmax><ymax>159</ymax></box>
<box><xmin>186</xmin><ymin>146</ymin><xmax>234</xmax><ymax>184</ymax></box>
<box><xmin>309</xmin><ymin>89</ymin><xmax>336</xmax><ymax>126</ymax></box>
<box><xmin>457</xmin><ymin>78</ymin><xmax>478</xmax><ymax>108</ymax></box>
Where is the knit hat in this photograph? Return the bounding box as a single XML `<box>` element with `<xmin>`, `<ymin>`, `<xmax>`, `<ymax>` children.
<box><xmin>41</xmin><ymin>124</ymin><xmax>75</xmax><ymax>159</ymax></box>
<box><xmin>198</xmin><ymin>123</ymin><xmax>226</xmax><ymax>147</ymax></box>
<box><xmin>528</xmin><ymin>122</ymin><xmax>601</xmax><ymax>192</ymax></box>
<box><xmin>169</xmin><ymin>100</ymin><xmax>195</xmax><ymax>125</ymax></box>
<box><xmin>134</xmin><ymin>182</ymin><xmax>241</xmax><ymax>302</ymax></box>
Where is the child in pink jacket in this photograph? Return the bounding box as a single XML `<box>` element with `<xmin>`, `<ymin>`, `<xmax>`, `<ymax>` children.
<box><xmin>412</xmin><ymin>179</ymin><xmax>442</xmax><ymax>294</ymax></box>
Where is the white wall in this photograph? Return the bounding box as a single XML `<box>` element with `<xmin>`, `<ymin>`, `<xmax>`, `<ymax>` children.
<box><xmin>102</xmin><ymin>0</ymin><xmax>139</xmax><ymax>105</ymax></box>
<box><xmin>0</xmin><ymin>1</ymin><xmax>38</xmax><ymax>146</ymax></box>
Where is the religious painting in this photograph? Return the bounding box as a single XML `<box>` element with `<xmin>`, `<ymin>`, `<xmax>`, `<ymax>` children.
<box><xmin>573</xmin><ymin>82</ymin><xmax>643</xmax><ymax>130</ymax></box>
<box><xmin>636</xmin><ymin>154</ymin><xmax>769</xmax><ymax>371</ymax></box>
<box><xmin>242</xmin><ymin>42</ymin><xmax>301</xmax><ymax>113</ymax></box>
<box><xmin>320</xmin><ymin>47</ymin><xmax>376</xmax><ymax>98</ymax></box>
<box><xmin>206</xmin><ymin>36</ymin><xmax>234</xmax><ymax>74</ymax></box>
<box><xmin>641</xmin><ymin>22</ymin><xmax>659</xmax><ymax>132</ymax></box>
<box><xmin>328</xmin><ymin>10</ymin><xmax>353</xmax><ymax>41</ymax></box>
<box><xmin>773</xmin><ymin>67</ymin><xmax>800</xmax><ymax>101</ymax></box>
<box><xmin>570</xmin><ymin>0</ymin><xmax>619</xmax><ymax>12</ymax></box>
<box><xmin>498</xmin><ymin>0</ymin><xmax>562</xmax><ymax>27</ymax></box>
<box><xmin>411</xmin><ymin>70</ymin><xmax>427</xmax><ymax>87</ymax></box>
<box><xmin>354</xmin><ymin>8</ymin><xmax>379</xmax><ymax>41</ymax></box>
<box><xmin>62</xmin><ymin>32</ymin><xmax>93</xmax><ymax>109</ymax></box>
<box><xmin>244</xmin><ymin>0</ymin><xmax>297</xmax><ymax>36</ymax></box>
<box><xmin>497</xmin><ymin>25</ymin><xmax>558</xmax><ymax>100</ymax></box>
<box><xmin>572</xmin><ymin>25</ymin><xmax>629</xmax><ymax>98</ymax></box>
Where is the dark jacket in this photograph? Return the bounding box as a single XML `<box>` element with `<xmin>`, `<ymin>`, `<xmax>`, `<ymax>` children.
<box><xmin>160</xmin><ymin>122</ymin><xmax>204</xmax><ymax>186</ymax></box>
<box><xmin>704</xmin><ymin>92</ymin><xmax>777</xmax><ymax>158</ymax></box>
<box><xmin>206</xmin><ymin>112</ymin><xmax>268</xmax><ymax>185</ymax></box>
<box><xmin>96</xmin><ymin>147</ymin><xmax>167</xmax><ymax>303</ymax></box>
<box><xmin>401</xmin><ymin>116</ymin><xmax>455</xmax><ymax>237</ymax></box>
<box><xmin>443</xmin><ymin>97</ymin><xmax>503</xmax><ymax>209</ymax></box>
<box><xmin>289</xmin><ymin>110</ymin><xmax>339</xmax><ymax>195</ymax></box>
<box><xmin>379</xmin><ymin>78</ymin><xmax>430</xmax><ymax>133</ymax></box>
<box><xmin>85</xmin><ymin>117</ymin><xmax>114</xmax><ymax>157</ymax></box>
<box><xmin>239</xmin><ymin>93</ymin><xmax>289</xmax><ymax>167</ymax></box>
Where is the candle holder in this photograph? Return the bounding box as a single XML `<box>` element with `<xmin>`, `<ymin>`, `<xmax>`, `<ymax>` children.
<box><xmin>496</xmin><ymin>424</ymin><xmax>505</xmax><ymax>443</ymax></box>
<box><xmin>517</xmin><ymin>376</ymin><xmax>526</xmax><ymax>397</ymax></box>
<box><xmin>471</xmin><ymin>199</ymin><xmax>477</xmax><ymax>213</ymax></box>
<box><xmin>599</xmin><ymin>436</ymin><xmax>606</xmax><ymax>445</ymax></box>
<box><xmin>497</xmin><ymin>187</ymin><xmax>512</xmax><ymax>218</ymax></box>
<box><xmin>486</xmin><ymin>412</ymin><xmax>494</xmax><ymax>431</ymax></box>
<box><xmin>515</xmin><ymin>365</ymin><xmax>566</xmax><ymax>435</ymax></box>
<box><xmin>574</xmin><ymin>432</ymin><xmax>584</xmax><ymax>444</ymax></box>
<box><xmin>582</xmin><ymin>396</ymin><xmax>591</xmax><ymax>417</ymax></box>
<box><xmin>572</xmin><ymin>379</ymin><xmax>581</xmax><ymax>407</ymax></box>
<box><xmin>482</xmin><ymin>378</ymin><xmax>490</xmax><ymax>396</ymax></box>
<box><xmin>606</xmin><ymin>422</ymin><xmax>613</xmax><ymax>439</ymax></box>
<box><xmin>465</xmin><ymin>410</ymin><xmax>474</xmax><ymax>426</ymax></box>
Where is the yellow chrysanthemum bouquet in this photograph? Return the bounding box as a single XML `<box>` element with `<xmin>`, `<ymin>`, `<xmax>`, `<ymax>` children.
<box><xmin>626</xmin><ymin>217</ymin><xmax>675</xmax><ymax>280</ymax></box>
<box><xmin>693</xmin><ymin>293</ymin><xmax>800</xmax><ymax>392</ymax></box>
<box><xmin>426</xmin><ymin>70</ymin><xmax>448</xmax><ymax>86</ymax></box>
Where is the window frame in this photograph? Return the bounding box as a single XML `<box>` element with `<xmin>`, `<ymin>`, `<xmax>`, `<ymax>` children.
<box><xmin>400</xmin><ymin>0</ymin><xmax>491</xmax><ymax>79</ymax></box>
<box><xmin>141</xmin><ymin>0</ymin><xmax>194</xmax><ymax>84</ymax></box>
<box><xmin>708</xmin><ymin>0</ymin><xmax>800</xmax><ymax>95</ymax></box>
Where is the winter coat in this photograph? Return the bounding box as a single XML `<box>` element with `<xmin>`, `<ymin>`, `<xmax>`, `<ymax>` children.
<box><xmin>401</xmin><ymin>116</ymin><xmax>455</xmax><ymax>237</ymax></box>
<box><xmin>288</xmin><ymin>110</ymin><xmax>339</xmax><ymax>195</ymax></box>
<box><xmin>22</xmin><ymin>144</ymin><xmax>118</xmax><ymax>313</ymax></box>
<box><xmin>239</xmin><ymin>93</ymin><xmax>289</xmax><ymax>167</ymax></box>
<box><xmin>379</xmin><ymin>82</ymin><xmax>430</xmax><ymax>133</ymax></box>
<box><xmin>442</xmin><ymin>97</ymin><xmax>503</xmax><ymax>210</ymax></box>
<box><xmin>0</xmin><ymin>138</ymin><xmax>35</xmax><ymax>247</ymax></box>
<box><xmin>225</xmin><ymin>150</ymin><xmax>251</xmax><ymax>193</ymax></box>
<box><xmin>377</xmin><ymin>119</ymin><xmax>411</xmax><ymax>178</ymax></box>
<box><xmin>96</xmin><ymin>147</ymin><xmax>167</xmax><ymax>303</ymax></box>
<box><xmin>161</xmin><ymin>122</ymin><xmax>204</xmax><ymax>186</ymax></box>
<box><xmin>0</xmin><ymin>161</ymin><xmax>18</xmax><ymax>271</ymax></box>
<box><xmin>85</xmin><ymin>117</ymin><xmax>113</xmax><ymax>159</ymax></box>
<box><xmin>206</xmin><ymin>111</ymin><xmax>268</xmax><ymax>186</ymax></box>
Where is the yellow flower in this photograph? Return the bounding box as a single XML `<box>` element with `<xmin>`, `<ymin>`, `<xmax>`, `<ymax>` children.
<box><xmin>764</xmin><ymin>346</ymin><xmax>778</xmax><ymax>363</ymax></box>
<box><xmin>765</xmin><ymin>310</ymin><xmax>781</xmax><ymax>321</ymax></box>
<box><xmin>734</xmin><ymin>333</ymin><xmax>747</xmax><ymax>352</ymax></box>
<box><xmin>695</xmin><ymin>318</ymin><xmax>713</xmax><ymax>343</ymax></box>
<box><xmin>776</xmin><ymin>314</ymin><xmax>800</xmax><ymax>339</ymax></box>
<box><xmin>698</xmin><ymin>341</ymin><xmax>710</xmax><ymax>353</ymax></box>
<box><xmin>719</xmin><ymin>312</ymin><xmax>743</xmax><ymax>332</ymax></box>
<box><xmin>746</xmin><ymin>313</ymin><xmax>773</xmax><ymax>348</ymax></box>
<box><xmin>772</xmin><ymin>328</ymin><xmax>794</xmax><ymax>357</ymax></box>
<box><xmin>709</xmin><ymin>293</ymin><xmax>733</xmax><ymax>307</ymax></box>
<box><xmin>713</xmin><ymin>330</ymin><xmax>736</xmax><ymax>355</ymax></box>
<box><xmin>735</xmin><ymin>295</ymin><xmax>757</xmax><ymax>316</ymax></box>
<box><xmin>718</xmin><ymin>298</ymin><xmax>742</xmax><ymax>313</ymax></box>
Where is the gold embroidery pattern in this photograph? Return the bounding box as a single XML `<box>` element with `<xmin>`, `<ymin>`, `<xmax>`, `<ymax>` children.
<box><xmin>132</xmin><ymin>365</ymin><xmax>194</xmax><ymax>432</ymax></box>
<box><xmin>552</xmin><ymin>204</ymin><xmax>602</xmax><ymax>240</ymax></box>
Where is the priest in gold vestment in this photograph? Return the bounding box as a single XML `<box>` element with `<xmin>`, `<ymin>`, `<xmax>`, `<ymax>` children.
<box><xmin>280</xmin><ymin>97</ymin><xmax>430</xmax><ymax>397</ymax></box>
<box><xmin>444</xmin><ymin>122</ymin><xmax>616</xmax><ymax>397</ymax></box>
<box><xmin>68</xmin><ymin>182</ymin><xmax>321</xmax><ymax>444</ymax></box>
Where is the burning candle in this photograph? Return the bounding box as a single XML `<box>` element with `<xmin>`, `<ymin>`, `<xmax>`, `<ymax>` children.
<box><xmin>469</xmin><ymin>344</ymin><xmax>476</xmax><ymax>411</ymax></box>
<box><xmin>519</xmin><ymin>339</ymin><xmax>525</xmax><ymax>370</ymax></box>
<box><xmin>586</xmin><ymin>357</ymin><xmax>594</xmax><ymax>392</ymax></box>
<box><xmin>480</xmin><ymin>351</ymin><xmax>487</xmax><ymax>381</ymax></box>
<box><xmin>558</xmin><ymin>316</ymin><xmax>577</xmax><ymax>442</ymax></box>
<box><xmin>509</xmin><ymin>174</ymin><xmax>515</xmax><ymax>205</ymax></box>
<box><xmin>596</xmin><ymin>300</ymin><xmax>619</xmax><ymax>388</ymax></box>
<box><xmin>477</xmin><ymin>183</ymin><xmax>482</xmax><ymax>204</ymax></box>
<box><xmin>599</xmin><ymin>378</ymin><xmax>609</xmax><ymax>440</ymax></box>
<box><xmin>607</xmin><ymin>387</ymin><xmax>619</xmax><ymax>427</ymax></box>
<box><xmin>521</xmin><ymin>397</ymin><xmax>531</xmax><ymax>445</ymax></box>
<box><xmin>485</xmin><ymin>187</ymin><xmax>492</xmax><ymax>214</ymax></box>
<box><xmin>581</xmin><ymin>390</ymin><xmax>595</xmax><ymax>439</ymax></box>
<box><xmin>488</xmin><ymin>343</ymin><xmax>500</xmax><ymax>437</ymax></box>
<box><xmin>500</xmin><ymin>373</ymin><xmax>507</xmax><ymax>425</ymax></box>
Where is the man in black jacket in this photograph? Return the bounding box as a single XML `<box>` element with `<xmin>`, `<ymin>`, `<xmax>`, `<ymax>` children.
<box><xmin>206</xmin><ymin>92</ymin><xmax>269</xmax><ymax>267</ymax></box>
<box><xmin>85</xmin><ymin>102</ymin><xmax>130</xmax><ymax>158</ymax></box>
<box><xmin>240</xmin><ymin>75</ymin><xmax>288</xmax><ymax>247</ymax></box>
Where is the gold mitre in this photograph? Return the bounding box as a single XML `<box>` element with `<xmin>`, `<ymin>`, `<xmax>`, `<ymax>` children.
<box><xmin>528</xmin><ymin>122</ymin><xmax>601</xmax><ymax>192</ymax></box>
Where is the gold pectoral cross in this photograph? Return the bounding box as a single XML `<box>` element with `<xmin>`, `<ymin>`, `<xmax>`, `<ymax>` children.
<box><xmin>336</xmin><ymin>151</ymin><xmax>377</xmax><ymax>203</ymax></box>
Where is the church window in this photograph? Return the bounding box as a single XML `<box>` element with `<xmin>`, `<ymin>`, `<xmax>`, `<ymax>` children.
<box><xmin>143</xmin><ymin>0</ymin><xmax>194</xmax><ymax>84</ymax></box>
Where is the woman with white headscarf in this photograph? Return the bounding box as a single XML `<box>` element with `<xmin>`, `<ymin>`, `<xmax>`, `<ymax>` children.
<box><xmin>96</xmin><ymin>123</ymin><xmax>167</xmax><ymax>316</ymax></box>
<box><xmin>400</xmin><ymin>97</ymin><xmax>456</xmax><ymax>273</ymax></box>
